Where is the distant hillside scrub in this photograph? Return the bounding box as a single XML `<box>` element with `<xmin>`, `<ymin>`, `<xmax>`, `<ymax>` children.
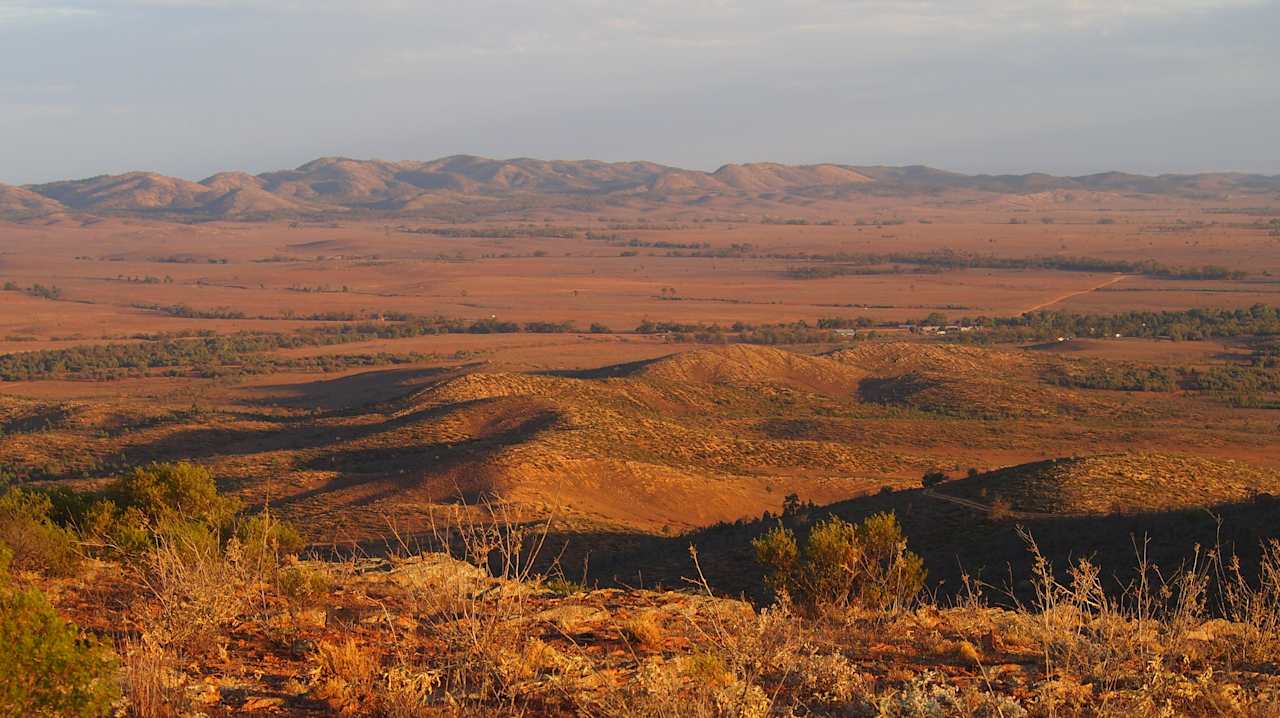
<box><xmin>635</xmin><ymin>319</ymin><xmax>850</xmax><ymax>345</ymax></box>
<box><xmin>400</xmin><ymin>225</ymin><xmax>579</xmax><ymax>239</ymax></box>
<box><xmin>1043</xmin><ymin>362</ymin><xmax>1179</xmax><ymax>392</ymax></box>
<box><xmin>0</xmin><ymin>314</ymin><xmax>563</xmax><ymax>380</ymax></box>
<box><xmin>4</xmin><ymin>306</ymin><xmax>1276</xmax><ymax>382</ymax></box>
<box><xmin>1048</xmin><ymin>361</ymin><xmax>1280</xmax><ymax>397</ymax></box>
<box><xmin>779</xmin><ymin>249</ymin><xmax>1247</xmax><ymax>280</ymax></box>
<box><xmin>953</xmin><ymin>305</ymin><xmax>1280</xmax><ymax>344</ymax></box>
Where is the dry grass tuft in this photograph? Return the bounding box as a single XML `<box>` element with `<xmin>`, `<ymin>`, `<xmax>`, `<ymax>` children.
<box><xmin>131</xmin><ymin>527</ymin><xmax>248</xmax><ymax>656</ymax></box>
<box><xmin>311</xmin><ymin>638</ymin><xmax>381</xmax><ymax>715</ymax></box>
<box><xmin>119</xmin><ymin>637</ymin><xmax>190</xmax><ymax>718</ymax></box>
<box><xmin>622</xmin><ymin>610</ymin><xmax>665</xmax><ymax>650</ymax></box>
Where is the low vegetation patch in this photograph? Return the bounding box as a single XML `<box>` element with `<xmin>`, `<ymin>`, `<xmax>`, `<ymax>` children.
<box><xmin>4</xmin><ymin>459</ymin><xmax>1280</xmax><ymax>716</ymax></box>
<box><xmin>0</xmin><ymin>547</ymin><xmax>120</xmax><ymax>717</ymax></box>
<box><xmin>778</xmin><ymin>249</ymin><xmax>1247</xmax><ymax>280</ymax></box>
<box><xmin>753</xmin><ymin>512</ymin><xmax>926</xmax><ymax>611</ymax></box>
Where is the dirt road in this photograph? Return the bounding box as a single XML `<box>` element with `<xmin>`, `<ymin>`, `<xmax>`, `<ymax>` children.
<box><xmin>1023</xmin><ymin>274</ymin><xmax>1130</xmax><ymax>313</ymax></box>
<box><xmin>922</xmin><ymin>488</ymin><xmax>1086</xmax><ymax>520</ymax></box>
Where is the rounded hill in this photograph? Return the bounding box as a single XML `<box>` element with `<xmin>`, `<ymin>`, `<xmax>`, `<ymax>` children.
<box><xmin>945</xmin><ymin>453</ymin><xmax>1280</xmax><ymax>515</ymax></box>
<box><xmin>827</xmin><ymin>342</ymin><xmax>1105</xmax><ymax>419</ymax></box>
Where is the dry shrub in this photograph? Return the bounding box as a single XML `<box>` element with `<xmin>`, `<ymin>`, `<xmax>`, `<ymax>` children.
<box><xmin>119</xmin><ymin>637</ymin><xmax>189</xmax><ymax>718</ymax></box>
<box><xmin>954</xmin><ymin>639</ymin><xmax>982</xmax><ymax>666</ymax></box>
<box><xmin>305</xmin><ymin>501</ymin><xmax>569</xmax><ymax>715</ymax></box>
<box><xmin>1219</xmin><ymin>539</ymin><xmax>1280</xmax><ymax>665</ymax></box>
<box><xmin>234</xmin><ymin>508</ymin><xmax>305</xmax><ymax>592</ymax></box>
<box><xmin>1030</xmin><ymin>677</ymin><xmax>1096</xmax><ymax>717</ymax></box>
<box><xmin>876</xmin><ymin>671</ymin><xmax>1026</xmax><ymax>718</ymax></box>
<box><xmin>133</xmin><ymin>523</ymin><xmax>248</xmax><ymax>656</ymax></box>
<box><xmin>791</xmin><ymin>652</ymin><xmax>866</xmax><ymax>709</ymax></box>
<box><xmin>1013</xmin><ymin>530</ymin><xmax>1205</xmax><ymax>693</ymax></box>
<box><xmin>701</xmin><ymin>598</ymin><xmax>801</xmax><ymax>693</ymax></box>
<box><xmin>988</xmin><ymin>495</ymin><xmax>1015</xmax><ymax>521</ymax></box>
<box><xmin>380</xmin><ymin>665</ymin><xmax>442</xmax><ymax>718</ymax></box>
<box><xmin>1092</xmin><ymin>661</ymin><xmax>1280</xmax><ymax>718</ymax></box>
<box><xmin>598</xmin><ymin>548</ymin><xmax>808</xmax><ymax>717</ymax></box>
<box><xmin>408</xmin><ymin>503</ymin><xmax>556</xmax><ymax>707</ymax></box>
<box><xmin>277</xmin><ymin>562</ymin><xmax>331</xmax><ymax>612</ymax></box>
<box><xmin>130</xmin><ymin>510</ymin><xmax>306</xmax><ymax>657</ymax></box>
<box><xmin>310</xmin><ymin>639</ymin><xmax>450</xmax><ymax>718</ymax></box>
<box><xmin>602</xmin><ymin>653</ymin><xmax>770</xmax><ymax>718</ymax></box>
<box><xmin>1005</xmin><ymin>529</ymin><xmax>1280</xmax><ymax>714</ymax></box>
<box><xmin>430</xmin><ymin>611</ymin><xmax>526</xmax><ymax>704</ymax></box>
<box><xmin>311</xmin><ymin>638</ymin><xmax>381</xmax><ymax>715</ymax></box>
<box><xmin>622</xmin><ymin>611</ymin><xmax>664</xmax><ymax>650</ymax></box>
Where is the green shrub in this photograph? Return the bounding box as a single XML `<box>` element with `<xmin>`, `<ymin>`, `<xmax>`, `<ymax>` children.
<box><xmin>77</xmin><ymin>500</ymin><xmax>149</xmax><ymax>558</ymax></box>
<box><xmin>855</xmin><ymin>512</ymin><xmax>928</xmax><ymax>611</ymax></box>
<box><xmin>0</xmin><ymin>578</ymin><xmax>119</xmax><ymax>717</ymax></box>
<box><xmin>921</xmin><ymin>470</ymin><xmax>947</xmax><ymax>488</ymax></box>
<box><xmin>34</xmin><ymin>486</ymin><xmax>97</xmax><ymax>528</ymax></box>
<box><xmin>277</xmin><ymin>563</ymin><xmax>331</xmax><ymax>609</ymax></box>
<box><xmin>752</xmin><ymin>524</ymin><xmax>799</xmax><ymax>596</ymax></box>
<box><xmin>0</xmin><ymin>488</ymin><xmax>80</xmax><ymax>576</ymax></box>
<box><xmin>235</xmin><ymin>509</ymin><xmax>305</xmax><ymax>569</ymax></box>
<box><xmin>753</xmin><ymin>512</ymin><xmax>926</xmax><ymax>611</ymax></box>
<box><xmin>151</xmin><ymin>514</ymin><xmax>223</xmax><ymax>566</ymax></box>
<box><xmin>803</xmin><ymin>517</ymin><xmax>863</xmax><ymax>605</ymax></box>
<box><xmin>81</xmin><ymin>462</ymin><xmax>238</xmax><ymax>560</ymax></box>
<box><xmin>78</xmin><ymin>466</ymin><xmax>303</xmax><ymax>573</ymax></box>
<box><xmin>108</xmin><ymin>462</ymin><xmax>239</xmax><ymax>528</ymax></box>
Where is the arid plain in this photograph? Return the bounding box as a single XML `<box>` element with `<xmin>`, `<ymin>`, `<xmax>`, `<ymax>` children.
<box><xmin>3</xmin><ymin>163</ymin><xmax>1279</xmax><ymax>544</ymax></box>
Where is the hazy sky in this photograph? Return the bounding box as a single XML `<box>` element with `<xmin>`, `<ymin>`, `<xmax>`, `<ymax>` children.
<box><xmin>2</xmin><ymin>0</ymin><xmax>1277</xmax><ymax>184</ymax></box>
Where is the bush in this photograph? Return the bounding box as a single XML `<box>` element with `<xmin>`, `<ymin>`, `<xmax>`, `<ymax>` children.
<box><xmin>79</xmin><ymin>501</ymin><xmax>150</xmax><ymax>557</ymax></box>
<box><xmin>34</xmin><ymin>486</ymin><xmax>97</xmax><ymax>528</ymax></box>
<box><xmin>140</xmin><ymin>519</ymin><xmax>247</xmax><ymax>654</ymax></box>
<box><xmin>921</xmin><ymin>470</ymin><xmax>947</xmax><ymax>488</ymax></box>
<box><xmin>235</xmin><ymin>509</ymin><xmax>305</xmax><ymax>569</ymax></box>
<box><xmin>151</xmin><ymin>514</ymin><xmax>223</xmax><ymax>567</ymax></box>
<box><xmin>751</xmin><ymin>525</ymin><xmax>799</xmax><ymax>596</ymax></box>
<box><xmin>108</xmin><ymin>462</ymin><xmax>239</xmax><ymax>528</ymax></box>
<box><xmin>988</xmin><ymin>496</ymin><xmax>1015</xmax><ymax>521</ymax></box>
<box><xmin>855</xmin><ymin>513</ymin><xmax>928</xmax><ymax>611</ymax></box>
<box><xmin>277</xmin><ymin>563</ymin><xmax>331</xmax><ymax>610</ymax></box>
<box><xmin>0</xmin><ymin>488</ymin><xmax>80</xmax><ymax>575</ymax></box>
<box><xmin>753</xmin><ymin>512</ymin><xmax>925</xmax><ymax>610</ymax></box>
<box><xmin>0</xmin><ymin>572</ymin><xmax>119</xmax><ymax>716</ymax></box>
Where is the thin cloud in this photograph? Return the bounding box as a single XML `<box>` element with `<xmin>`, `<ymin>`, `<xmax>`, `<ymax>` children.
<box><xmin>0</xmin><ymin>3</ymin><xmax>94</xmax><ymax>22</ymax></box>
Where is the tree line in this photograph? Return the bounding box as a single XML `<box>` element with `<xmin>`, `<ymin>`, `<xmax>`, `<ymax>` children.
<box><xmin>780</xmin><ymin>249</ymin><xmax>1246</xmax><ymax>280</ymax></box>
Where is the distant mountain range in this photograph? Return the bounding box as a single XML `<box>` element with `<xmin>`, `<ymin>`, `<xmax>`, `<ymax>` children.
<box><xmin>3</xmin><ymin>155</ymin><xmax>1278</xmax><ymax>221</ymax></box>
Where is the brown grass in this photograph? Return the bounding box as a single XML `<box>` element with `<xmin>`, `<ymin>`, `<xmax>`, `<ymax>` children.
<box><xmin>17</xmin><ymin>505</ymin><xmax>1280</xmax><ymax>717</ymax></box>
<box><xmin>621</xmin><ymin>611</ymin><xmax>665</xmax><ymax>650</ymax></box>
<box><xmin>119</xmin><ymin>637</ymin><xmax>190</xmax><ymax>718</ymax></box>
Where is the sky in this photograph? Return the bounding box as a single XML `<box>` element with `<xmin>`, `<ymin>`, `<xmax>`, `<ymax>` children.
<box><xmin>1</xmin><ymin>0</ymin><xmax>1277</xmax><ymax>184</ymax></box>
